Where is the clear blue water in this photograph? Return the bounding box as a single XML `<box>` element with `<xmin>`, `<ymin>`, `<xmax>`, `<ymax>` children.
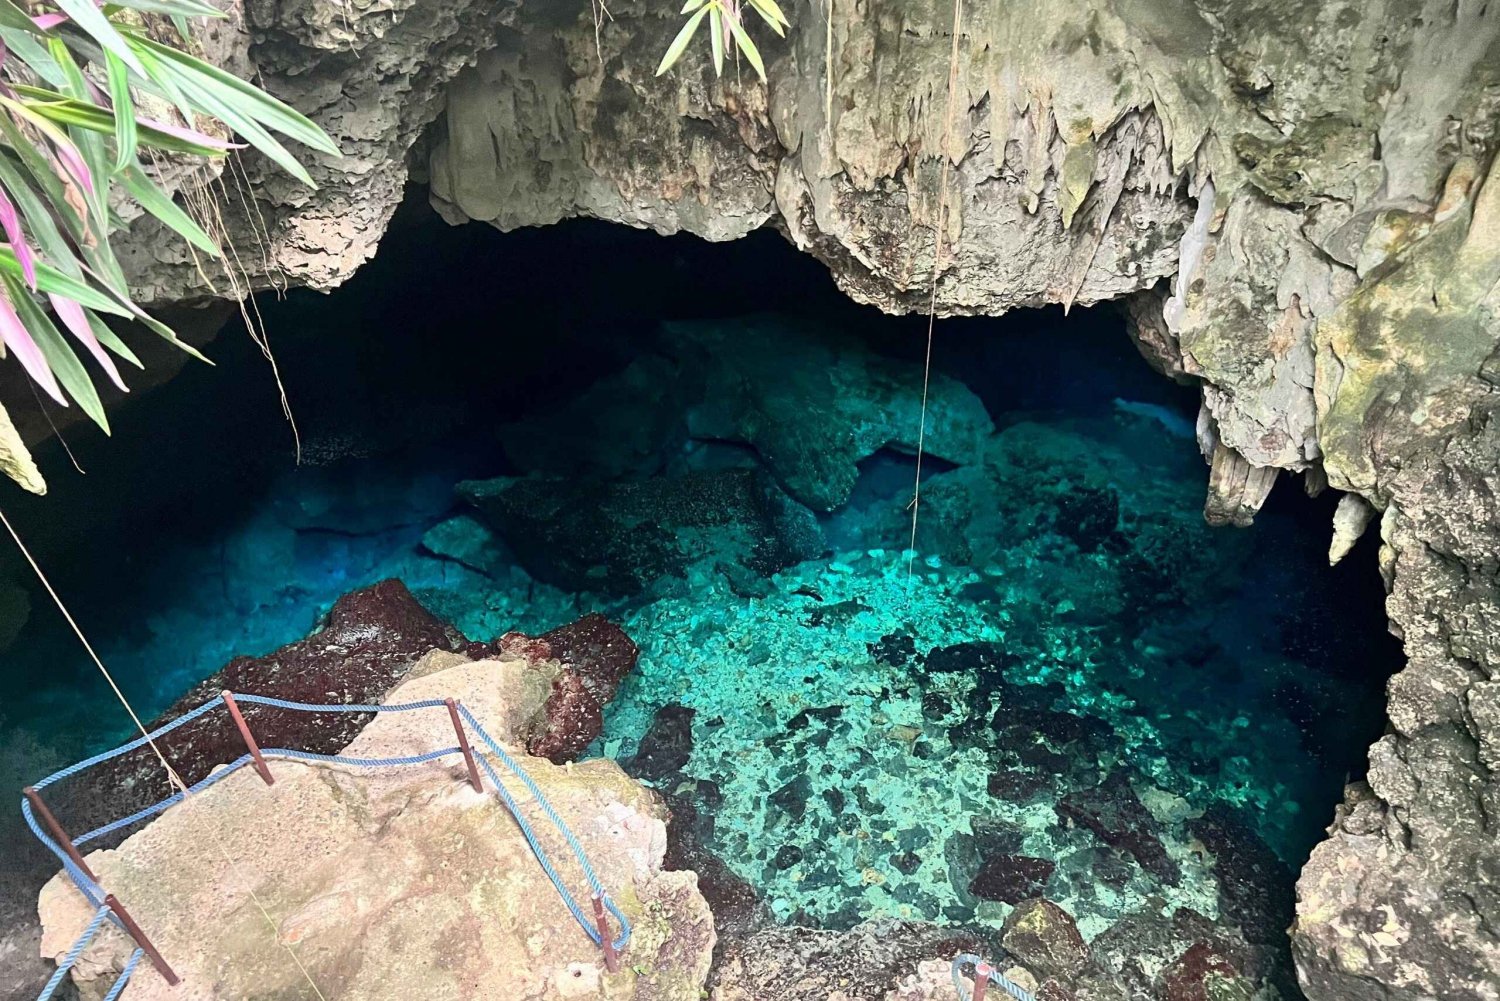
<box><xmin>0</xmin><ymin>206</ymin><xmax>1400</xmax><ymax>957</ymax></box>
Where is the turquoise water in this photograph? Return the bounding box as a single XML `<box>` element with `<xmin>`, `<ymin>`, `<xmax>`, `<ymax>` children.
<box><xmin>0</xmin><ymin>215</ymin><xmax>1398</xmax><ymax>965</ymax></box>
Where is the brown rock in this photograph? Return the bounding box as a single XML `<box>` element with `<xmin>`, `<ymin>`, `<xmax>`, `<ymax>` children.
<box><xmin>1001</xmin><ymin>899</ymin><xmax>1090</xmax><ymax>979</ymax></box>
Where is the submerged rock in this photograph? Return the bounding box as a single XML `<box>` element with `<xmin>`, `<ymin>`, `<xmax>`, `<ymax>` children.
<box><xmin>970</xmin><ymin>855</ymin><xmax>1057</xmax><ymax>904</ymax></box>
<box><xmin>1000</xmin><ymin>899</ymin><xmax>1090</xmax><ymax>979</ymax></box>
<box><xmin>661</xmin><ymin>316</ymin><xmax>994</xmax><ymax>511</ymax></box>
<box><xmin>710</xmin><ymin>919</ymin><xmax>988</xmax><ymax>1001</ymax></box>
<box><xmin>37</xmin><ymin>657</ymin><xmax>714</xmax><ymax>1000</ymax></box>
<box><xmin>1056</xmin><ymin>782</ymin><xmax>1181</xmax><ymax>886</ymax></box>
<box><xmin>522</xmin><ymin>613</ymin><xmax>639</xmax><ymax>763</ymax></box>
<box><xmin>458</xmin><ymin>467</ymin><xmax>825</xmax><ymax>596</ymax></box>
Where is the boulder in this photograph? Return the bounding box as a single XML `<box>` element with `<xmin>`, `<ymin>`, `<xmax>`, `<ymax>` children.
<box><xmin>1000</xmin><ymin>899</ymin><xmax>1090</xmax><ymax>979</ymax></box>
<box><xmin>37</xmin><ymin>657</ymin><xmax>714</xmax><ymax>1001</ymax></box>
<box><xmin>969</xmin><ymin>855</ymin><xmax>1057</xmax><ymax>905</ymax></box>
<box><xmin>458</xmin><ymin>467</ymin><xmax>824</xmax><ymax>596</ymax></box>
<box><xmin>1055</xmin><ymin>781</ymin><xmax>1181</xmax><ymax>886</ymax></box>
<box><xmin>662</xmin><ymin>316</ymin><xmax>994</xmax><ymax>511</ymax></box>
<box><xmin>522</xmin><ymin>613</ymin><xmax>640</xmax><ymax>762</ymax></box>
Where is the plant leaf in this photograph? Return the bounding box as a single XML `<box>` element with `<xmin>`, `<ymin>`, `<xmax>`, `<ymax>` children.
<box><xmin>0</xmin><ymin>249</ymin><xmax>130</xmax><ymax>315</ymax></box>
<box><xmin>85</xmin><ymin>309</ymin><xmax>141</xmax><ymax>368</ymax></box>
<box><xmin>105</xmin><ymin>51</ymin><xmax>137</xmax><ymax>173</ymax></box>
<box><xmin>0</xmin><ymin>279</ymin><xmax>65</xmax><ymax>404</ymax></box>
<box><xmin>49</xmin><ymin>292</ymin><xmax>125</xmax><ymax>391</ymax></box>
<box><xmin>107</xmin><ymin>0</ymin><xmax>224</xmax><ymax>17</ymax></box>
<box><xmin>748</xmin><ymin>0</ymin><xmax>790</xmax><ymax>31</ymax></box>
<box><xmin>0</xmin><ymin>186</ymin><xmax>36</xmax><ymax>288</ymax></box>
<box><xmin>0</xmin><ymin>150</ymin><xmax>79</xmax><ymax>276</ymax></box>
<box><xmin>51</xmin><ymin>0</ymin><xmax>148</xmax><ymax>77</ymax></box>
<box><xmin>126</xmin><ymin>33</ymin><xmax>340</xmax><ymax>156</ymax></box>
<box><xmin>120</xmin><ymin>163</ymin><xmax>219</xmax><ymax>254</ymax></box>
<box><xmin>725</xmin><ymin>12</ymin><xmax>767</xmax><ymax>81</ymax></box>
<box><xmin>5</xmin><ymin>273</ymin><xmax>108</xmax><ymax>431</ymax></box>
<box><xmin>710</xmin><ymin>6</ymin><xmax>725</xmax><ymax>76</ymax></box>
<box><xmin>657</xmin><ymin>4</ymin><xmax>712</xmax><ymax>76</ymax></box>
<box><xmin>680</xmin><ymin>0</ymin><xmax>709</xmax><ymax>13</ymax></box>
<box><xmin>14</xmin><ymin>88</ymin><xmax>239</xmax><ymax>157</ymax></box>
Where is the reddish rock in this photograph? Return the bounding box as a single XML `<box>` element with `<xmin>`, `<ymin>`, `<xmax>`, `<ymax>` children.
<box><xmin>970</xmin><ymin>855</ymin><xmax>1056</xmax><ymax>903</ymax></box>
<box><xmin>1056</xmin><ymin>781</ymin><xmax>1181</xmax><ymax>885</ymax></box>
<box><xmin>1159</xmin><ymin>941</ymin><xmax>1248</xmax><ymax>1001</ymax></box>
<box><xmin>522</xmin><ymin>613</ymin><xmax>639</xmax><ymax>762</ymax></box>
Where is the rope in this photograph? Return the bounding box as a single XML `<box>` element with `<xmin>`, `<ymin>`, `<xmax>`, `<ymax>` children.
<box><xmin>34</xmin><ymin>905</ymin><xmax>110</xmax><ymax>1001</ymax></box>
<box><xmin>951</xmin><ymin>954</ymin><xmax>1035</xmax><ymax>1001</ymax></box>
<box><xmin>25</xmin><ymin>695</ymin><xmax>632</xmax><ymax>1001</ymax></box>
<box><xmin>0</xmin><ymin>511</ymin><xmax>331</xmax><ymax>1001</ymax></box>
<box><xmin>906</xmin><ymin>0</ymin><xmax>965</xmax><ymax>584</ymax></box>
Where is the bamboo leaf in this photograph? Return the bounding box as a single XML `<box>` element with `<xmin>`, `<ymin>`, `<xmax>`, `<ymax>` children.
<box><xmin>106</xmin><ymin>52</ymin><xmax>137</xmax><ymax>173</ymax></box>
<box><xmin>14</xmin><ymin>88</ymin><xmax>237</xmax><ymax>157</ymax></box>
<box><xmin>107</xmin><ymin>0</ymin><xmax>224</xmax><ymax>17</ymax></box>
<box><xmin>657</xmin><ymin>5</ymin><xmax>711</xmax><ymax>76</ymax></box>
<box><xmin>725</xmin><ymin>13</ymin><xmax>767</xmax><ymax>81</ymax></box>
<box><xmin>680</xmin><ymin>0</ymin><xmax>709</xmax><ymax>12</ymax></box>
<box><xmin>120</xmin><ymin>163</ymin><xmax>219</xmax><ymax>254</ymax></box>
<box><xmin>49</xmin><ymin>292</ymin><xmax>125</xmax><ymax>391</ymax></box>
<box><xmin>0</xmin><ymin>150</ymin><xmax>79</xmax><ymax>276</ymax></box>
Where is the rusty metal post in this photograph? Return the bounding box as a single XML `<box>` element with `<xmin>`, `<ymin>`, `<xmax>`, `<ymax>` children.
<box><xmin>445</xmin><ymin>698</ymin><xmax>483</xmax><ymax>793</ymax></box>
<box><xmin>23</xmin><ymin>787</ymin><xmax>95</xmax><ymax>881</ymax></box>
<box><xmin>593</xmin><ymin>895</ymin><xmax>620</xmax><ymax>974</ymax></box>
<box><xmin>105</xmin><ymin>894</ymin><xmax>179</xmax><ymax>986</ymax></box>
<box><xmin>222</xmin><ymin>690</ymin><xmax>273</xmax><ymax>786</ymax></box>
<box><xmin>970</xmin><ymin>960</ymin><xmax>992</xmax><ymax>1001</ymax></box>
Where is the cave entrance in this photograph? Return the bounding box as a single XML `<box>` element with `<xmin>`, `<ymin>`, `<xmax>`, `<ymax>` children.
<box><xmin>0</xmin><ymin>192</ymin><xmax>1400</xmax><ymax>993</ymax></box>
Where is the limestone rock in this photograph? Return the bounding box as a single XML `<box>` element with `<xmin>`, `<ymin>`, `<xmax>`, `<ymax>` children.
<box><xmin>1327</xmin><ymin>494</ymin><xmax>1375</xmax><ymax>566</ymax></box>
<box><xmin>37</xmin><ymin>657</ymin><xmax>714</xmax><ymax>1001</ymax></box>
<box><xmin>459</xmin><ymin>467</ymin><xmax>825</xmax><ymax>596</ymax></box>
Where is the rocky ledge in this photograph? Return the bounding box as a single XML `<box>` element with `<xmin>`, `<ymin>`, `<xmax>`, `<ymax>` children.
<box><xmin>37</xmin><ymin>652</ymin><xmax>713</xmax><ymax>1000</ymax></box>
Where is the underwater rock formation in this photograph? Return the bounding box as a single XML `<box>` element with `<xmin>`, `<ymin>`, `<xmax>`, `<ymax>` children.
<box><xmin>522</xmin><ymin>613</ymin><xmax>640</xmax><ymax>762</ymax></box>
<box><xmin>458</xmin><ymin>468</ymin><xmax>825</xmax><ymax>596</ymax></box>
<box><xmin>37</xmin><ymin>655</ymin><xmax>714</xmax><ymax>1001</ymax></box>
<box><xmin>497</xmin><ymin>315</ymin><xmax>994</xmax><ymax>511</ymax></box>
<box><xmin>71</xmin><ymin>0</ymin><xmax>1500</xmax><ymax>995</ymax></box>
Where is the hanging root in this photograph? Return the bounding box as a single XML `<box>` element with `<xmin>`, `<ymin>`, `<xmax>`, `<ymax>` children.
<box><xmin>906</xmin><ymin>0</ymin><xmax>964</xmax><ymax>585</ymax></box>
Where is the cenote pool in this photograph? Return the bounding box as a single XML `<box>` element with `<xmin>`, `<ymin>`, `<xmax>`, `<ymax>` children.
<box><xmin>0</xmin><ymin>198</ymin><xmax>1401</xmax><ymax>991</ymax></box>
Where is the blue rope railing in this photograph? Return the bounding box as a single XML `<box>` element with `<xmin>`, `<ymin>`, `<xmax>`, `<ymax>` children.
<box><xmin>24</xmin><ymin>691</ymin><xmax>632</xmax><ymax>1000</ymax></box>
<box><xmin>952</xmin><ymin>954</ymin><xmax>1036</xmax><ymax>1001</ymax></box>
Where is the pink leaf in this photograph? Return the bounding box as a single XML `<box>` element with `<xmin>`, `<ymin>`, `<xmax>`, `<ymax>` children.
<box><xmin>0</xmin><ymin>286</ymin><xmax>66</xmax><ymax>405</ymax></box>
<box><xmin>31</xmin><ymin>13</ymin><xmax>68</xmax><ymax>30</ymax></box>
<box><xmin>49</xmin><ymin>134</ymin><xmax>94</xmax><ymax>197</ymax></box>
<box><xmin>49</xmin><ymin>293</ymin><xmax>125</xmax><ymax>392</ymax></box>
<box><xmin>137</xmin><ymin>116</ymin><xmax>246</xmax><ymax>152</ymax></box>
<box><xmin>0</xmin><ymin>190</ymin><xmax>36</xmax><ymax>289</ymax></box>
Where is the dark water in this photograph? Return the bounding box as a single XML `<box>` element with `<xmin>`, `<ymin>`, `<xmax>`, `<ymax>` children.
<box><xmin>0</xmin><ymin>194</ymin><xmax>1400</xmax><ymax>956</ymax></box>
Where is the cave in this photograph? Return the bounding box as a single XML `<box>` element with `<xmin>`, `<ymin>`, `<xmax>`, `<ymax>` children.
<box><xmin>0</xmin><ymin>2</ymin><xmax>1496</xmax><ymax>999</ymax></box>
<box><xmin>0</xmin><ymin>194</ymin><xmax>1402</xmax><ymax>999</ymax></box>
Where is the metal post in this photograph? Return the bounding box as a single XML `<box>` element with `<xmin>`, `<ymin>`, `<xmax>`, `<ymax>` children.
<box><xmin>23</xmin><ymin>787</ymin><xmax>96</xmax><ymax>881</ymax></box>
<box><xmin>445</xmin><ymin>699</ymin><xmax>483</xmax><ymax>793</ymax></box>
<box><xmin>105</xmin><ymin>894</ymin><xmax>179</xmax><ymax>986</ymax></box>
<box><xmin>971</xmin><ymin>960</ymin><xmax>991</xmax><ymax>1001</ymax></box>
<box><xmin>593</xmin><ymin>895</ymin><xmax>620</xmax><ymax>973</ymax></box>
<box><xmin>222</xmin><ymin>691</ymin><xmax>273</xmax><ymax>786</ymax></box>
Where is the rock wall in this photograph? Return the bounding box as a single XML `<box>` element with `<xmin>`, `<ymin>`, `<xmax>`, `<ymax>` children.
<box><xmin>99</xmin><ymin>2</ymin><xmax>1500</xmax><ymax>999</ymax></box>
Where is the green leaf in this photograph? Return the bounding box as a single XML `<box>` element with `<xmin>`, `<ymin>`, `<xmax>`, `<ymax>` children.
<box><xmin>46</xmin><ymin>38</ymin><xmax>111</xmax><ymax>223</ymax></box>
<box><xmin>748</xmin><ymin>0</ymin><xmax>790</xmax><ymax>31</ymax></box>
<box><xmin>2</xmin><ymin>272</ymin><xmax>109</xmax><ymax>432</ymax></box>
<box><xmin>710</xmin><ymin>6</ymin><xmax>725</xmax><ymax>76</ymax></box>
<box><xmin>126</xmin><ymin>33</ymin><xmax>340</xmax><ymax>156</ymax></box>
<box><xmin>725</xmin><ymin>13</ymin><xmax>767</xmax><ymax>81</ymax></box>
<box><xmin>657</xmin><ymin>4</ymin><xmax>712</xmax><ymax>76</ymax></box>
<box><xmin>52</xmin><ymin>0</ymin><xmax>149</xmax><ymax>77</ymax></box>
<box><xmin>0</xmin><ymin>151</ymin><xmax>80</xmax><ymax>278</ymax></box>
<box><xmin>0</xmin><ymin>27</ymin><xmax>68</xmax><ymax>87</ymax></box>
<box><xmin>0</xmin><ymin>113</ymin><xmax>88</xmax><ymax>245</ymax></box>
<box><xmin>14</xmin><ymin>88</ymin><xmax>237</xmax><ymax>157</ymax></box>
<box><xmin>159</xmin><ymin>69</ymin><xmax>315</xmax><ymax>185</ymax></box>
<box><xmin>680</xmin><ymin>0</ymin><xmax>709</xmax><ymax>12</ymax></box>
<box><xmin>86</xmin><ymin>309</ymin><xmax>143</xmax><ymax>369</ymax></box>
<box><xmin>107</xmin><ymin>0</ymin><xmax>225</xmax><ymax>17</ymax></box>
<box><xmin>106</xmin><ymin>52</ymin><xmax>138</xmax><ymax>173</ymax></box>
<box><xmin>121</xmin><ymin>163</ymin><xmax>219</xmax><ymax>254</ymax></box>
<box><xmin>0</xmin><ymin>0</ymin><xmax>40</xmax><ymax>33</ymax></box>
<box><xmin>0</xmin><ymin>250</ymin><xmax>131</xmax><ymax>315</ymax></box>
